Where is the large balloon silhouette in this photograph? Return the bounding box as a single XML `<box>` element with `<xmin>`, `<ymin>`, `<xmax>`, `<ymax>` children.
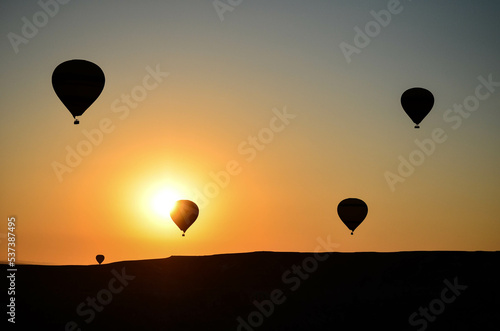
<box><xmin>170</xmin><ymin>200</ymin><xmax>199</xmax><ymax>236</ymax></box>
<box><xmin>401</xmin><ymin>87</ymin><xmax>434</xmax><ymax>128</ymax></box>
<box><xmin>337</xmin><ymin>198</ymin><xmax>368</xmax><ymax>235</ymax></box>
<box><xmin>52</xmin><ymin>59</ymin><xmax>105</xmax><ymax>124</ymax></box>
<box><xmin>96</xmin><ymin>254</ymin><xmax>105</xmax><ymax>265</ymax></box>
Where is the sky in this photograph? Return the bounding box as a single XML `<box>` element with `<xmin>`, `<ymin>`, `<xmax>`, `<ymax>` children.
<box><xmin>1</xmin><ymin>0</ymin><xmax>499</xmax><ymax>265</ymax></box>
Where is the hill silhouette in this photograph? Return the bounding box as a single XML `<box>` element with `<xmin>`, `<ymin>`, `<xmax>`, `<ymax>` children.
<box><xmin>7</xmin><ymin>251</ymin><xmax>499</xmax><ymax>330</ymax></box>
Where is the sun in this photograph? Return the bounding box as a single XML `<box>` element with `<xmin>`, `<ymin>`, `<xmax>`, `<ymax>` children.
<box><xmin>151</xmin><ymin>189</ymin><xmax>180</xmax><ymax>218</ymax></box>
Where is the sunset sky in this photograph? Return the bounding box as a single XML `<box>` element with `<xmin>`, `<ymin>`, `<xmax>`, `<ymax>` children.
<box><xmin>1</xmin><ymin>0</ymin><xmax>499</xmax><ymax>265</ymax></box>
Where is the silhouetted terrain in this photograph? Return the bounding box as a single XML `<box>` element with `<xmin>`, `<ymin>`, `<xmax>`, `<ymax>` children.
<box><xmin>6</xmin><ymin>251</ymin><xmax>499</xmax><ymax>330</ymax></box>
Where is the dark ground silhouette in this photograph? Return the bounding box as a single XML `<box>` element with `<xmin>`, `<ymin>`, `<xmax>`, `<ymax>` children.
<box><xmin>6</xmin><ymin>251</ymin><xmax>499</xmax><ymax>330</ymax></box>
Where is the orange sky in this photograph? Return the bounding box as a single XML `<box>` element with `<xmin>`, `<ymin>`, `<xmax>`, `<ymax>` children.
<box><xmin>1</xmin><ymin>1</ymin><xmax>499</xmax><ymax>265</ymax></box>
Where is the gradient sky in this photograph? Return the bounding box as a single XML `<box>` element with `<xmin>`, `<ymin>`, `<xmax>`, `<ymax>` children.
<box><xmin>1</xmin><ymin>0</ymin><xmax>499</xmax><ymax>265</ymax></box>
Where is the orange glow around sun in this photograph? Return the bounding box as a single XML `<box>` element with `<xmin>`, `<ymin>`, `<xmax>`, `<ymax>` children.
<box><xmin>151</xmin><ymin>188</ymin><xmax>180</xmax><ymax>217</ymax></box>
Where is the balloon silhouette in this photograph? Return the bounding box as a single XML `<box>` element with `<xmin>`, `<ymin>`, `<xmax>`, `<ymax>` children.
<box><xmin>52</xmin><ymin>59</ymin><xmax>105</xmax><ymax>124</ymax></box>
<box><xmin>401</xmin><ymin>87</ymin><xmax>434</xmax><ymax>128</ymax></box>
<box><xmin>170</xmin><ymin>200</ymin><xmax>199</xmax><ymax>236</ymax></box>
<box><xmin>96</xmin><ymin>254</ymin><xmax>105</xmax><ymax>265</ymax></box>
<box><xmin>337</xmin><ymin>198</ymin><xmax>368</xmax><ymax>235</ymax></box>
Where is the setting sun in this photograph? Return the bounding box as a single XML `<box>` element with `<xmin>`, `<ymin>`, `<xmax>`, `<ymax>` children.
<box><xmin>151</xmin><ymin>189</ymin><xmax>181</xmax><ymax>218</ymax></box>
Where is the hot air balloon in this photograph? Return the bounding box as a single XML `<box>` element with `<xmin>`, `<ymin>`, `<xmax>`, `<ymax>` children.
<box><xmin>170</xmin><ymin>200</ymin><xmax>199</xmax><ymax>236</ymax></box>
<box><xmin>401</xmin><ymin>87</ymin><xmax>434</xmax><ymax>128</ymax></box>
<box><xmin>52</xmin><ymin>59</ymin><xmax>105</xmax><ymax>124</ymax></box>
<box><xmin>337</xmin><ymin>198</ymin><xmax>368</xmax><ymax>235</ymax></box>
<box><xmin>96</xmin><ymin>254</ymin><xmax>105</xmax><ymax>265</ymax></box>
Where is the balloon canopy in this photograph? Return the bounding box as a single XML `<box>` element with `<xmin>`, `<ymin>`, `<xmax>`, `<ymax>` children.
<box><xmin>96</xmin><ymin>254</ymin><xmax>105</xmax><ymax>265</ymax></box>
<box><xmin>52</xmin><ymin>59</ymin><xmax>105</xmax><ymax>124</ymax></box>
<box><xmin>170</xmin><ymin>200</ymin><xmax>199</xmax><ymax>236</ymax></box>
<box><xmin>337</xmin><ymin>198</ymin><xmax>368</xmax><ymax>235</ymax></box>
<box><xmin>401</xmin><ymin>87</ymin><xmax>434</xmax><ymax>128</ymax></box>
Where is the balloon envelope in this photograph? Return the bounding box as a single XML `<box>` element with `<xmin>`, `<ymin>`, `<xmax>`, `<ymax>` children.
<box><xmin>170</xmin><ymin>200</ymin><xmax>199</xmax><ymax>236</ymax></box>
<box><xmin>52</xmin><ymin>59</ymin><xmax>105</xmax><ymax>123</ymax></box>
<box><xmin>337</xmin><ymin>198</ymin><xmax>368</xmax><ymax>234</ymax></box>
<box><xmin>401</xmin><ymin>87</ymin><xmax>434</xmax><ymax>128</ymax></box>
<box><xmin>96</xmin><ymin>254</ymin><xmax>105</xmax><ymax>265</ymax></box>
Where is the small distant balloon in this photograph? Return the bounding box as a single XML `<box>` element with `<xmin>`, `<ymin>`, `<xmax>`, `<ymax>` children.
<box><xmin>52</xmin><ymin>59</ymin><xmax>105</xmax><ymax>125</ymax></box>
<box><xmin>170</xmin><ymin>200</ymin><xmax>199</xmax><ymax>236</ymax></box>
<box><xmin>401</xmin><ymin>87</ymin><xmax>434</xmax><ymax>128</ymax></box>
<box><xmin>96</xmin><ymin>254</ymin><xmax>105</xmax><ymax>265</ymax></box>
<box><xmin>337</xmin><ymin>198</ymin><xmax>368</xmax><ymax>235</ymax></box>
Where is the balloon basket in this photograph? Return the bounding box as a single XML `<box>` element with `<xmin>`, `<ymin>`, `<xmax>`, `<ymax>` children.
<box><xmin>414</xmin><ymin>125</ymin><xmax>419</xmax><ymax>129</ymax></box>
<box><xmin>74</xmin><ymin>119</ymin><xmax>80</xmax><ymax>125</ymax></box>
